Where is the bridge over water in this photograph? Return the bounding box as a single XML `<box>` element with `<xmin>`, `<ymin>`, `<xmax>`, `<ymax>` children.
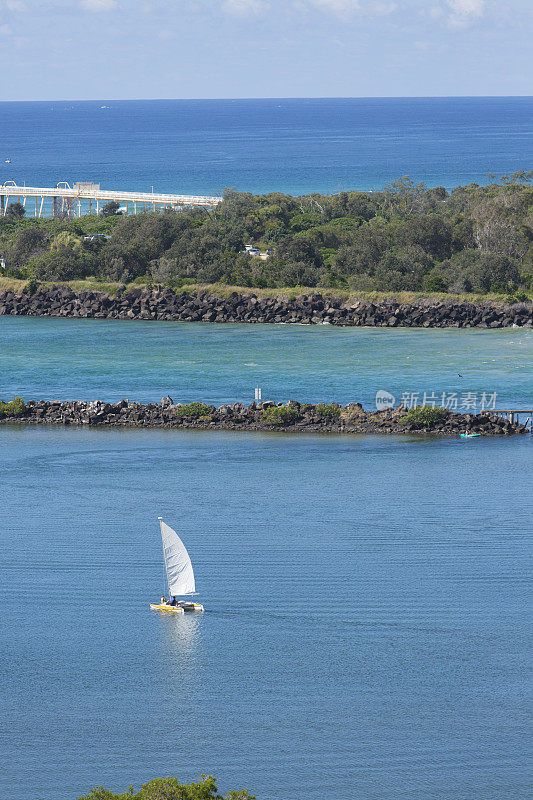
<box><xmin>0</xmin><ymin>181</ymin><xmax>223</xmax><ymax>217</ymax></box>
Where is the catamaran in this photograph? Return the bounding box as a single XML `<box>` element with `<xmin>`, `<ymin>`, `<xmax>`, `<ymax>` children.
<box><xmin>150</xmin><ymin>517</ymin><xmax>204</xmax><ymax>614</ymax></box>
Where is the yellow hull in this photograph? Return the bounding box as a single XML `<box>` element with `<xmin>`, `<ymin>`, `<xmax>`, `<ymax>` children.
<box><xmin>150</xmin><ymin>602</ymin><xmax>204</xmax><ymax>613</ymax></box>
<box><xmin>150</xmin><ymin>603</ymin><xmax>184</xmax><ymax>614</ymax></box>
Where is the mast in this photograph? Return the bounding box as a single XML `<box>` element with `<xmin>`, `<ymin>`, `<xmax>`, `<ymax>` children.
<box><xmin>158</xmin><ymin>516</ymin><xmax>170</xmax><ymax>596</ymax></box>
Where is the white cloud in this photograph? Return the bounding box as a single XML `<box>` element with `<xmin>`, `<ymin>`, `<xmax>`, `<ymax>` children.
<box><xmin>370</xmin><ymin>1</ymin><xmax>397</xmax><ymax>14</ymax></box>
<box><xmin>446</xmin><ymin>0</ymin><xmax>485</xmax><ymax>27</ymax></box>
<box><xmin>0</xmin><ymin>0</ymin><xmax>26</xmax><ymax>11</ymax></box>
<box><xmin>222</xmin><ymin>0</ymin><xmax>268</xmax><ymax>15</ymax></box>
<box><xmin>301</xmin><ymin>0</ymin><xmax>398</xmax><ymax>18</ymax></box>
<box><xmin>307</xmin><ymin>0</ymin><xmax>361</xmax><ymax>14</ymax></box>
<box><xmin>80</xmin><ymin>0</ymin><xmax>118</xmax><ymax>11</ymax></box>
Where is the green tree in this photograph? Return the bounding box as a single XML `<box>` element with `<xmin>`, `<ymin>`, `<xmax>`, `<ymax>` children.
<box><xmin>0</xmin><ymin>176</ymin><xmax>531</xmax><ymax>294</ymax></box>
<box><xmin>50</xmin><ymin>231</ymin><xmax>82</xmax><ymax>251</ymax></box>
<box><xmin>289</xmin><ymin>212</ymin><xmax>323</xmax><ymax>232</ymax></box>
<box><xmin>440</xmin><ymin>250</ymin><xmax>520</xmax><ymax>293</ymax></box>
<box><xmin>77</xmin><ymin>775</ymin><xmax>255</xmax><ymax>800</ymax></box>
<box><xmin>6</xmin><ymin>201</ymin><xmax>25</xmax><ymax>219</ymax></box>
<box><xmin>425</xmin><ymin>274</ymin><xmax>448</xmax><ymax>292</ymax></box>
<box><xmin>390</xmin><ymin>215</ymin><xmax>453</xmax><ymax>261</ymax></box>
<box><xmin>7</xmin><ymin>226</ymin><xmax>46</xmax><ymax>267</ymax></box>
<box><xmin>101</xmin><ymin>200</ymin><xmax>122</xmax><ymax>217</ymax></box>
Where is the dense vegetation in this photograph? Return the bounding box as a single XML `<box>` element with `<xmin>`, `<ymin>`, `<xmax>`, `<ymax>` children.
<box><xmin>405</xmin><ymin>406</ymin><xmax>449</xmax><ymax>426</ymax></box>
<box><xmin>260</xmin><ymin>404</ymin><xmax>302</xmax><ymax>425</ymax></box>
<box><xmin>0</xmin><ymin>397</ymin><xmax>25</xmax><ymax>417</ymax></box>
<box><xmin>1</xmin><ymin>173</ymin><xmax>532</xmax><ymax>295</ymax></box>
<box><xmin>173</xmin><ymin>402</ymin><xmax>214</xmax><ymax>419</ymax></box>
<box><xmin>77</xmin><ymin>775</ymin><xmax>254</xmax><ymax>800</ymax></box>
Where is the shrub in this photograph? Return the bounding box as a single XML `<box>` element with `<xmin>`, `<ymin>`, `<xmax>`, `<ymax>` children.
<box><xmin>290</xmin><ymin>212</ymin><xmax>323</xmax><ymax>232</ymax></box>
<box><xmin>490</xmin><ymin>282</ymin><xmax>509</xmax><ymax>294</ymax></box>
<box><xmin>6</xmin><ymin>202</ymin><xmax>25</xmax><ymax>219</ymax></box>
<box><xmin>30</xmin><ymin>248</ymin><xmax>96</xmax><ymax>281</ymax></box>
<box><xmin>173</xmin><ymin>402</ymin><xmax>213</xmax><ymax>419</ymax></box>
<box><xmin>506</xmin><ymin>290</ymin><xmax>529</xmax><ymax>304</ymax></box>
<box><xmin>425</xmin><ymin>274</ymin><xmax>448</xmax><ymax>292</ymax></box>
<box><xmin>0</xmin><ymin>397</ymin><xmax>25</xmax><ymax>418</ymax></box>
<box><xmin>405</xmin><ymin>405</ymin><xmax>449</xmax><ymax>427</ymax></box>
<box><xmin>77</xmin><ymin>774</ymin><xmax>255</xmax><ymax>800</ymax></box>
<box><xmin>515</xmin><ymin>291</ymin><xmax>529</xmax><ymax>302</ymax></box>
<box><xmin>315</xmin><ymin>403</ymin><xmax>341</xmax><ymax>419</ymax></box>
<box><xmin>24</xmin><ymin>278</ymin><xmax>40</xmax><ymax>295</ymax></box>
<box><xmin>101</xmin><ymin>200</ymin><xmax>121</xmax><ymax>217</ymax></box>
<box><xmin>261</xmin><ymin>404</ymin><xmax>301</xmax><ymax>425</ymax></box>
<box><xmin>440</xmin><ymin>250</ymin><xmax>520</xmax><ymax>294</ymax></box>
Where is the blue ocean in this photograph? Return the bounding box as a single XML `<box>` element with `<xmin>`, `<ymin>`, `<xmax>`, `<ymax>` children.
<box><xmin>0</xmin><ymin>97</ymin><xmax>532</xmax><ymax>196</ymax></box>
<box><xmin>0</xmin><ymin>98</ymin><xmax>532</xmax><ymax>800</ymax></box>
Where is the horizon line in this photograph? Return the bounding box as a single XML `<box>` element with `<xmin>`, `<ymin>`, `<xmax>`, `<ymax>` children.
<box><xmin>0</xmin><ymin>95</ymin><xmax>532</xmax><ymax>104</ymax></box>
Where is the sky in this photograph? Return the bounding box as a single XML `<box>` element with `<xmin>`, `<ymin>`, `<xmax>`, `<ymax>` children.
<box><xmin>0</xmin><ymin>0</ymin><xmax>531</xmax><ymax>100</ymax></box>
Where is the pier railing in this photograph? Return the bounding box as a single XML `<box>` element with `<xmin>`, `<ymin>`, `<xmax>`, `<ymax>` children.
<box><xmin>0</xmin><ymin>180</ymin><xmax>223</xmax><ymax>218</ymax></box>
<box><xmin>491</xmin><ymin>410</ymin><xmax>533</xmax><ymax>431</ymax></box>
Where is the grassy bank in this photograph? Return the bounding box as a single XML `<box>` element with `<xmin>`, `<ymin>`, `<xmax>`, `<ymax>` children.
<box><xmin>1</xmin><ymin>277</ymin><xmax>530</xmax><ymax>306</ymax></box>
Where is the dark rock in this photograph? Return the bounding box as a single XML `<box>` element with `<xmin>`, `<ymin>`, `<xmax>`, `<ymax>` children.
<box><xmin>1</xmin><ymin>397</ymin><xmax>528</xmax><ymax>436</ymax></box>
<box><xmin>0</xmin><ymin>286</ymin><xmax>531</xmax><ymax>329</ymax></box>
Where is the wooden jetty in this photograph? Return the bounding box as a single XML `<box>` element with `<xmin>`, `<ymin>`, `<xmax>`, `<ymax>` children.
<box><xmin>491</xmin><ymin>410</ymin><xmax>533</xmax><ymax>431</ymax></box>
<box><xmin>0</xmin><ymin>180</ymin><xmax>223</xmax><ymax>218</ymax></box>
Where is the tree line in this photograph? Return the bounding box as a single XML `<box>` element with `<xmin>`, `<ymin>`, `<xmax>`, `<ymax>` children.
<box><xmin>77</xmin><ymin>774</ymin><xmax>254</xmax><ymax>800</ymax></box>
<box><xmin>1</xmin><ymin>172</ymin><xmax>532</xmax><ymax>296</ymax></box>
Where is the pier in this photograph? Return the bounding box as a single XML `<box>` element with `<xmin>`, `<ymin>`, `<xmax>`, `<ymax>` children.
<box><xmin>491</xmin><ymin>410</ymin><xmax>533</xmax><ymax>431</ymax></box>
<box><xmin>0</xmin><ymin>181</ymin><xmax>223</xmax><ymax>218</ymax></box>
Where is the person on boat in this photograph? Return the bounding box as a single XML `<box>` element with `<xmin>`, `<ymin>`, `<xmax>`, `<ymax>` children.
<box><xmin>169</xmin><ymin>595</ymin><xmax>177</xmax><ymax>606</ymax></box>
<box><xmin>160</xmin><ymin>594</ymin><xmax>168</xmax><ymax>605</ymax></box>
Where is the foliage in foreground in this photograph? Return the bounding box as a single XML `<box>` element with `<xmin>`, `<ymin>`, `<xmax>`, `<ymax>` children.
<box><xmin>77</xmin><ymin>775</ymin><xmax>255</xmax><ymax>800</ymax></box>
<box><xmin>172</xmin><ymin>402</ymin><xmax>214</xmax><ymax>419</ymax></box>
<box><xmin>260</xmin><ymin>404</ymin><xmax>302</xmax><ymax>425</ymax></box>
<box><xmin>1</xmin><ymin>173</ymin><xmax>532</xmax><ymax>294</ymax></box>
<box><xmin>405</xmin><ymin>405</ymin><xmax>449</xmax><ymax>426</ymax></box>
<box><xmin>0</xmin><ymin>397</ymin><xmax>25</xmax><ymax>418</ymax></box>
<box><xmin>314</xmin><ymin>403</ymin><xmax>341</xmax><ymax>419</ymax></box>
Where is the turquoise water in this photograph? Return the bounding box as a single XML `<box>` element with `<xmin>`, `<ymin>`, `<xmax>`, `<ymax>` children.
<box><xmin>1</xmin><ymin>98</ymin><xmax>532</xmax><ymax>195</ymax></box>
<box><xmin>0</xmin><ymin>318</ymin><xmax>531</xmax><ymax>799</ymax></box>
<box><xmin>1</xmin><ymin>316</ymin><xmax>532</xmax><ymax>410</ymax></box>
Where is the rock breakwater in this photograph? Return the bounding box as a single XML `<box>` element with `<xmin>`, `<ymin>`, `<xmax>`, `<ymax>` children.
<box><xmin>1</xmin><ymin>397</ymin><xmax>528</xmax><ymax>436</ymax></box>
<box><xmin>0</xmin><ymin>286</ymin><xmax>532</xmax><ymax>327</ymax></box>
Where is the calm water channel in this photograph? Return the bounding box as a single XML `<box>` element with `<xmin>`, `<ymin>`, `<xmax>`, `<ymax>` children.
<box><xmin>0</xmin><ymin>317</ymin><xmax>531</xmax><ymax>800</ymax></box>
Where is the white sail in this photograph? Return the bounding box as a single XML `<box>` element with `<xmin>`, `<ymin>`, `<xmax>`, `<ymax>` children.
<box><xmin>159</xmin><ymin>518</ymin><xmax>196</xmax><ymax>596</ymax></box>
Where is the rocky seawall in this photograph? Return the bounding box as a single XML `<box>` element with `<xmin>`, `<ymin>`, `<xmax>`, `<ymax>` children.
<box><xmin>0</xmin><ymin>398</ymin><xmax>528</xmax><ymax>436</ymax></box>
<box><xmin>0</xmin><ymin>286</ymin><xmax>532</xmax><ymax>327</ymax></box>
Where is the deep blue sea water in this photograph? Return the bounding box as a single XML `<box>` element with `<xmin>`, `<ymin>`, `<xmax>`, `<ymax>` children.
<box><xmin>0</xmin><ymin>98</ymin><xmax>532</xmax><ymax>798</ymax></box>
<box><xmin>0</xmin><ymin>97</ymin><xmax>532</xmax><ymax>196</ymax></box>
<box><xmin>0</xmin><ymin>317</ymin><xmax>531</xmax><ymax>800</ymax></box>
